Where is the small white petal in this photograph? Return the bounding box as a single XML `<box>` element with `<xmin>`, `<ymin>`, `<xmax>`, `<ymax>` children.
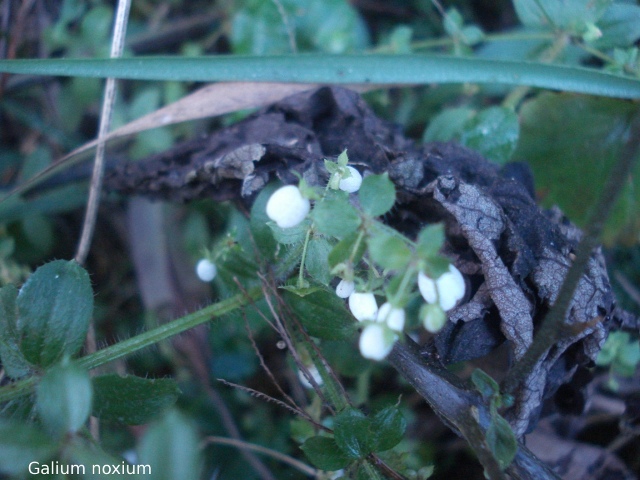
<box><xmin>348</xmin><ymin>292</ymin><xmax>378</xmax><ymax>321</ymax></box>
<box><xmin>336</xmin><ymin>279</ymin><xmax>355</xmax><ymax>298</ymax></box>
<box><xmin>265</xmin><ymin>185</ymin><xmax>311</xmax><ymax>229</ymax></box>
<box><xmin>376</xmin><ymin>302</ymin><xmax>405</xmax><ymax>332</ymax></box>
<box><xmin>418</xmin><ymin>271</ymin><xmax>437</xmax><ymax>303</ymax></box>
<box><xmin>359</xmin><ymin>324</ymin><xmax>395</xmax><ymax>360</ymax></box>
<box><xmin>339</xmin><ymin>166</ymin><xmax>363</xmax><ymax>193</ymax></box>
<box><xmin>196</xmin><ymin>259</ymin><xmax>217</xmax><ymax>282</ymax></box>
<box><xmin>422</xmin><ymin>304</ymin><xmax>446</xmax><ymax>333</ymax></box>
<box><xmin>298</xmin><ymin>365</ymin><xmax>323</xmax><ymax>389</ymax></box>
<box><xmin>436</xmin><ymin>265</ymin><xmax>465</xmax><ymax>311</ymax></box>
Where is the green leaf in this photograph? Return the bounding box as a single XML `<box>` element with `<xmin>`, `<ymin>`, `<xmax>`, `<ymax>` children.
<box><xmin>305</xmin><ymin>236</ymin><xmax>334</xmax><ymax>285</ymax></box>
<box><xmin>328</xmin><ymin>231</ymin><xmax>366</xmax><ymax>269</ymax></box>
<box><xmin>16</xmin><ymin>260</ymin><xmax>93</xmax><ymax>367</ymax></box>
<box><xmin>0</xmin><ymin>285</ymin><xmax>30</xmax><ymax>378</ymax></box>
<box><xmin>359</xmin><ymin>173</ymin><xmax>396</xmax><ymax>217</ymax></box>
<box><xmin>312</xmin><ymin>192</ymin><xmax>361</xmax><ymax>238</ymax></box>
<box><xmin>268</xmin><ymin>218</ymin><xmax>311</xmax><ymax>245</ymax></box>
<box><xmin>138</xmin><ymin>409</ymin><xmax>201</xmax><ymax>480</ymax></box>
<box><xmin>416</xmin><ymin>224</ymin><xmax>445</xmax><ymax>259</ymax></box>
<box><xmin>301</xmin><ymin>436</ymin><xmax>351</xmax><ymax>471</ymax></box>
<box><xmin>514</xmin><ymin>93</ymin><xmax>640</xmax><ymax>244</ymax></box>
<box><xmin>0</xmin><ymin>419</ymin><xmax>56</xmax><ymax>475</ymax></box>
<box><xmin>0</xmin><ymin>55</ymin><xmax>639</xmax><ymax>99</ymax></box>
<box><xmin>513</xmin><ymin>0</ymin><xmax>611</xmax><ymax>33</ymax></box>
<box><xmin>594</xmin><ymin>3</ymin><xmax>640</xmax><ymax>49</ymax></box>
<box><xmin>485</xmin><ymin>411</ymin><xmax>518</xmax><ymax>470</ymax></box>
<box><xmin>249</xmin><ymin>183</ymin><xmax>279</xmax><ymax>260</ymax></box>
<box><xmin>471</xmin><ymin>369</ymin><xmax>500</xmax><ymax>401</ymax></box>
<box><xmin>92</xmin><ymin>374</ymin><xmax>180</xmax><ymax>425</ymax></box>
<box><xmin>369</xmin><ymin>406</ymin><xmax>407</xmax><ymax>452</ymax></box>
<box><xmin>36</xmin><ymin>361</ymin><xmax>93</xmax><ymax>436</ymax></box>
<box><xmin>333</xmin><ymin>407</ymin><xmax>372</xmax><ymax>459</ymax></box>
<box><xmin>368</xmin><ymin>231</ymin><xmax>411</xmax><ymax>271</ymax></box>
<box><xmin>67</xmin><ymin>442</ymin><xmax>134</xmax><ymax>480</ymax></box>
<box><xmin>284</xmin><ymin>289</ymin><xmax>355</xmax><ymax>340</ymax></box>
<box><xmin>423</xmin><ymin>107</ymin><xmax>474</xmax><ymax>143</ymax></box>
<box><xmin>459</xmin><ymin>106</ymin><xmax>519</xmax><ymax>165</ymax></box>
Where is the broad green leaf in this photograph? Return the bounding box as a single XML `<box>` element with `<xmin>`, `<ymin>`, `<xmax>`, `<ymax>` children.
<box><xmin>0</xmin><ymin>285</ymin><xmax>30</xmax><ymax>378</ymax></box>
<box><xmin>285</xmin><ymin>289</ymin><xmax>355</xmax><ymax>340</ymax></box>
<box><xmin>359</xmin><ymin>173</ymin><xmax>396</xmax><ymax>217</ymax></box>
<box><xmin>138</xmin><ymin>409</ymin><xmax>201</xmax><ymax>480</ymax></box>
<box><xmin>16</xmin><ymin>260</ymin><xmax>93</xmax><ymax>367</ymax></box>
<box><xmin>36</xmin><ymin>361</ymin><xmax>93</xmax><ymax>436</ymax></box>
<box><xmin>268</xmin><ymin>218</ymin><xmax>311</xmax><ymax>245</ymax></box>
<box><xmin>514</xmin><ymin>93</ymin><xmax>640</xmax><ymax>244</ymax></box>
<box><xmin>513</xmin><ymin>0</ymin><xmax>611</xmax><ymax>33</ymax></box>
<box><xmin>250</xmin><ymin>183</ymin><xmax>279</xmax><ymax>260</ymax></box>
<box><xmin>301</xmin><ymin>436</ymin><xmax>351</xmax><ymax>471</ymax></box>
<box><xmin>328</xmin><ymin>231</ymin><xmax>366</xmax><ymax>269</ymax></box>
<box><xmin>0</xmin><ymin>419</ymin><xmax>56</xmax><ymax>475</ymax></box>
<box><xmin>423</xmin><ymin>107</ymin><xmax>474</xmax><ymax>143</ymax></box>
<box><xmin>485</xmin><ymin>411</ymin><xmax>518</xmax><ymax>470</ymax></box>
<box><xmin>369</xmin><ymin>406</ymin><xmax>406</xmax><ymax>452</ymax></box>
<box><xmin>471</xmin><ymin>369</ymin><xmax>500</xmax><ymax>401</ymax></box>
<box><xmin>594</xmin><ymin>3</ymin><xmax>640</xmax><ymax>49</ymax></box>
<box><xmin>92</xmin><ymin>374</ymin><xmax>180</xmax><ymax>425</ymax></box>
<box><xmin>416</xmin><ymin>224</ymin><xmax>445</xmax><ymax>259</ymax></box>
<box><xmin>460</xmin><ymin>106</ymin><xmax>520</xmax><ymax>165</ymax></box>
<box><xmin>333</xmin><ymin>407</ymin><xmax>372</xmax><ymax>459</ymax></box>
<box><xmin>312</xmin><ymin>192</ymin><xmax>361</xmax><ymax>238</ymax></box>
<box><xmin>368</xmin><ymin>231</ymin><xmax>411</xmax><ymax>271</ymax></box>
<box><xmin>305</xmin><ymin>236</ymin><xmax>334</xmax><ymax>285</ymax></box>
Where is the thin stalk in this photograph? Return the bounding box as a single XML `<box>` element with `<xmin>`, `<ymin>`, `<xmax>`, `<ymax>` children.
<box><xmin>298</xmin><ymin>227</ymin><xmax>312</xmax><ymax>288</ymax></box>
<box><xmin>0</xmin><ymin>286</ymin><xmax>263</xmax><ymax>404</ymax></box>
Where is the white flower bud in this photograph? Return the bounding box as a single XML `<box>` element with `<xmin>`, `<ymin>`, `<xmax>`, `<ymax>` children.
<box><xmin>196</xmin><ymin>259</ymin><xmax>217</xmax><ymax>282</ymax></box>
<box><xmin>422</xmin><ymin>303</ymin><xmax>446</xmax><ymax>333</ymax></box>
<box><xmin>359</xmin><ymin>323</ymin><xmax>395</xmax><ymax>360</ymax></box>
<box><xmin>265</xmin><ymin>185</ymin><xmax>310</xmax><ymax>229</ymax></box>
<box><xmin>348</xmin><ymin>292</ymin><xmax>378</xmax><ymax>321</ymax></box>
<box><xmin>417</xmin><ymin>264</ymin><xmax>465</xmax><ymax>311</ymax></box>
<box><xmin>376</xmin><ymin>302</ymin><xmax>405</xmax><ymax>332</ymax></box>
<box><xmin>339</xmin><ymin>166</ymin><xmax>363</xmax><ymax>193</ymax></box>
<box><xmin>336</xmin><ymin>279</ymin><xmax>355</xmax><ymax>298</ymax></box>
<box><xmin>298</xmin><ymin>365</ymin><xmax>323</xmax><ymax>389</ymax></box>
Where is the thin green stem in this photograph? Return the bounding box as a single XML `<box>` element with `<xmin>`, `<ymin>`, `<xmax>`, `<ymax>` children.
<box><xmin>0</xmin><ymin>286</ymin><xmax>263</xmax><ymax>404</ymax></box>
<box><xmin>297</xmin><ymin>227</ymin><xmax>312</xmax><ymax>288</ymax></box>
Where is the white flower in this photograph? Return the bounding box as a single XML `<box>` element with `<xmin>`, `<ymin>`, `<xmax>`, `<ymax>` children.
<box><xmin>422</xmin><ymin>303</ymin><xmax>446</xmax><ymax>333</ymax></box>
<box><xmin>376</xmin><ymin>302</ymin><xmax>405</xmax><ymax>332</ymax></box>
<box><xmin>348</xmin><ymin>292</ymin><xmax>378</xmax><ymax>321</ymax></box>
<box><xmin>298</xmin><ymin>365</ymin><xmax>323</xmax><ymax>389</ymax></box>
<box><xmin>196</xmin><ymin>259</ymin><xmax>217</xmax><ymax>282</ymax></box>
<box><xmin>359</xmin><ymin>323</ymin><xmax>395</xmax><ymax>360</ymax></box>
<box><xmin>336</xmin><ymin>279</ymin><xmax>355</xmax><ymax>298</ymax></box>
<box><xmin>339</xmin><ymin>166</ymin><xmax>363</xmax><ymax>193</ymax></box>
<box><xmin>418</xmin><ymin>264</ymin><xmax>465</xmax><ymax>311</ymax></box>
<box><xmin>265</xmin><ymin>185</ymin><xmax>310</xmax><ymax>228</ymax></box>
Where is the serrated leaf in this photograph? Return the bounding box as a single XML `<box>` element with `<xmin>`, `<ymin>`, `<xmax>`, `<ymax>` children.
<box><xmin>16</xmin><ymin>260</ymin><xmax>93</xmax><ymax>367</ymax></box>
<box><xmin>460</xmin><ymin>106</ymin><xmax>519</xmax><ymax>165</ymax></box>
<box><xmin>285</xmin><ymin>289</ymin><xmax>355</xmax><ymax>340</ymax></box>
<box><xmin>471</xmin><ymin>369</ymin><xmax>500</xmax><ymax>401</ymax></box>
<box><xmin>485</xmin><ymin>412</ymin><xmax>518</xmax><ymax>470</ymax></box>
<box><xmin>0</xmin><ymin>285</ymin><xmax>30</xmax><ymax>378</ymax></box>
<box><xmin>36</xmin><ymin>361</ymin><xmax>93</xmax><ymax>436</ymax></box>
<box><xmin>312</xmin><ymin>192</ymin><xmax>361</xmax><ymax>238</ymax></box>
<box><xmin>305</xmin><ymin>236</ymin><xmax>334</xmax><ymax>285</ymax></box>
<box><xmin>301</xmin><ymin>436</ymin><xmax>351</xmax><ymax>471</ymax></box>
<box><xmin>92</xmin><ymin>374</ymin><xmax>180</xmax><ymax>425</ymax></box>
<box><xmin>0</xmin><ymin>419</ymin><xmax>56</xmax><ymax>475</ymax></box>
<box><xmin>359</xmin><ymin>174</ymin><xmax>396</xmax><ymax>217</ymax></box>
<box><xmin>138</xmin><ymin>410</ymin><xmax>201</xmax><ymax>480</ymax></box>
<box><xmin>368</xmin><ymin>231</ymin><xmax>412</xmax><ymax>271</ymax></box>
<box><xmin>328</xmin><ymin>231</ymin><xmax>366</xmax><ymax>269</ymax></box>
<box><xmin>514</xmin><ymin>93</ymin><xmax>639</xmax><ymax>244</ymax></box>
<box><xmin>333</xmin><ymin>408</ymin><xmax>372</xmax><ymax>459</ymax></box>
<box><xmin>370</xmin><ymin>406</ymin><xmax>406</xmax><ymax>452</ymax></box>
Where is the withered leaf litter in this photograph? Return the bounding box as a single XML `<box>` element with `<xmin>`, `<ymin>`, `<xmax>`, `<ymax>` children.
<box><xmin>104</xmin><ymin>87</ymin><xmax>633</xmax><ymax>437</ymax></box>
